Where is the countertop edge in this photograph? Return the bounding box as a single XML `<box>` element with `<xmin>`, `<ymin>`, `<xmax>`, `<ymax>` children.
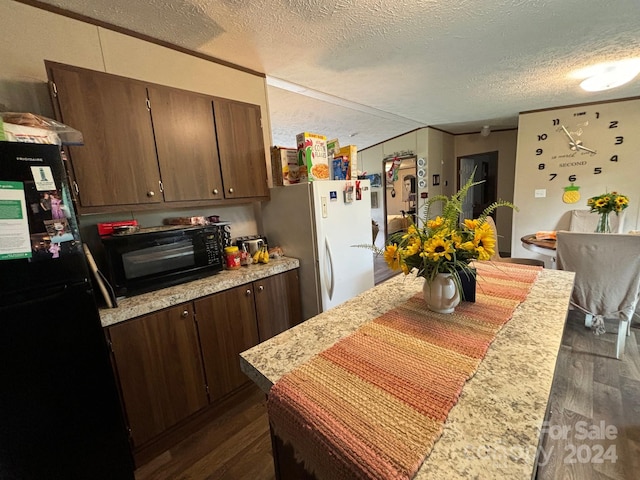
<box><xmin>99</xmin><ymin>257</ymin><xmax>299</xmax><ymax>327</ymax></box>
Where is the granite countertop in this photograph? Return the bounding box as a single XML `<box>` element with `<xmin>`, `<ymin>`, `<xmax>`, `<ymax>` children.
<box><xmin>99</xmin><ymin>257</ymin><xmax>299</xmax><ymax>327</ymax></box>
<box><xmin>240</xmin><ymin>266</ymin><xmax>575</xmax><ymax>479</ymax></box>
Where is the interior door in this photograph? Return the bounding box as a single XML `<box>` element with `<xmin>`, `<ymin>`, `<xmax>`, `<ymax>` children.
<box><xmin>459</xmin><ymin>158</ymin><xmax>476</xmax><ymax>221</ymax></box>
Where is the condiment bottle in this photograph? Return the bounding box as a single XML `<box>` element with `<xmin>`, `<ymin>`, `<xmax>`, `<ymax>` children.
<box><xmin>224</xmin><ymin>246</ymin><xmax>241</xmax><ymax>270</ymax></box>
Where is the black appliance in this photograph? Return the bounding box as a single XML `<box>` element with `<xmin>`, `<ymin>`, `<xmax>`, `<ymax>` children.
<box><xmin>0</xmin><ymin>142</ymin><xmax>135</xmax><ymax>479</ymax></box>
<box><xmin>101</xmin><ymin>223</ymin><xmax>230</xmax><ymax>297</ymax></box>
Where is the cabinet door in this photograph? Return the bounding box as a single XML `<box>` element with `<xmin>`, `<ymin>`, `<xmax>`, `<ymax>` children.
<box><xmin>47</xmin><ymin>63</ymin><xmax>161</xmax><ymax>207</ymax></box>
<box><xmin>108</xmin><ymin>304</ymin><xmax>208</xmax><ymax>447</ymax></box>
<box><xmin>254</xmin><ymin>270</ymin><xmax>302</xmax><ymax>342</ymax></box>
<box><xmin>213</xmin><ymin>98</ymin><xmax>269</xmax><ymax>199</ymax></box>
<box><xmin>147</xmin><ymin>86</ymin><xmax>224</xmax><ymax>202</ymax></box>
<box><xmin>195</xmin><ymin>285</ymin><xmax>260</xmax><ymax>402</ymax></box>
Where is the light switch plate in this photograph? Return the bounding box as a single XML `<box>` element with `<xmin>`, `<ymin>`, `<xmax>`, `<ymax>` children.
<box><xmin>534</xmin><ymin>189</ymin><xmax>546</xmax><ymax>198</ymax></box>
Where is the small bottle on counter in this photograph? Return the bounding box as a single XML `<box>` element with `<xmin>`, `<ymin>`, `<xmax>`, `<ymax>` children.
<box><xmin>239</xmin><ymin>244</ymin><xmax>251</xmax><ymax>266</ymax></box>
<box><xmin>224</xmin><ymin>246</ymin><xmax>241</xmax><ymax>270</ymax></box>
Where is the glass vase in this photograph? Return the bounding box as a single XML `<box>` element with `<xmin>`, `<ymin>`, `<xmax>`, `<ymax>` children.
<box><xmin>595</xmin><ymin>211</ymin><xmax>611</xmax><ymax>233</ymax></box>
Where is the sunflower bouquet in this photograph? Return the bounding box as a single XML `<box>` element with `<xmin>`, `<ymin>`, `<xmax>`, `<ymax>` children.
<box><xmin>587</xmin><ymin>191</ymin><xmax>629</xmax><ymax>215</ymax></box>
<box><xmin>380</xmin><ymin>172</ymin><xmax>515</xmax><ymax>292</ymax></box>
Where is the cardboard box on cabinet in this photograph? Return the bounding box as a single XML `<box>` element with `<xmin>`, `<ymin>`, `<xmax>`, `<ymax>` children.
<box><xmin>271</xmin><ymin>146</ymin><xmax>300</xmax><ymax>186</ymax></box>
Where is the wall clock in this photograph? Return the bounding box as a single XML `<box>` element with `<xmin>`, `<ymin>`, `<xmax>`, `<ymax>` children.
<box><xmin>529</xmin><ymin>100</ymin><xmax>638</xmax><ymax>187</ymax></box>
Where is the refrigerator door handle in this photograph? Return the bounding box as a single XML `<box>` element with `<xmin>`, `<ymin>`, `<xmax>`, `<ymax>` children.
<box><xmin>324</xmin><ymin>237</ymin><xmax>335</xmax><ymax>300</ymax></box>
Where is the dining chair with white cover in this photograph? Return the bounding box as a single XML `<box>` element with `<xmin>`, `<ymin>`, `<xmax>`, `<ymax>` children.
<box><xmin>556</xmin><ymin>231</ymin><xmax>640</xmax><ymax>359</ymax></box>
<box><xmin>568</xmin><ymin>209</ymin><xmax>625</xmax><ymax>233</ymax></box>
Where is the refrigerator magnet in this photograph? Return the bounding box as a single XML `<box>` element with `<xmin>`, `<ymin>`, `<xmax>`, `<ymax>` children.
<box><xmin>329</xmin><ymin>190</ymin><xmax>338</xmax><ymax>202</ymax></box>
<box><xmin>30</xmin><ymin>166</ymin><xmax>57</xmax><ymax>191</ymax></box>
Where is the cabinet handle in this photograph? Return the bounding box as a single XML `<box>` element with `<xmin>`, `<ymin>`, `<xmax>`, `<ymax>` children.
<box><xmin>246</xmin><ymin>289</ymin><xmax>252</xmax><ymax>296</ymax></box>
<box><xmin>181</xmin><ymin>310</ymin><xmax>189</xmax><ymax>318</ymax></box>
<box><xmin>147</xmin><ymin>191</ymin><xmax>155</xmax><ymax>197</ymax></box>
<box><xmin>228</xmin><ymin>187</ymin><xmax>234</xmax><ymax>194</ymax></box>
<box><xmin>258</xmin><ymin>285</ymin><xmax>264</xmax><ymax>292</ymax></box>
<box><xmin>213</xmin><ymin>188</ymin><xmax>219</xmax><ymax>195</ymax></box>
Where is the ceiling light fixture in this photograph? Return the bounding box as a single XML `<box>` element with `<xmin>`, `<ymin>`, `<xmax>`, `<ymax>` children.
<box><xmin>480</xmin><ymin>125</ymin><xmax>491</xmax><ymax>137</ymax></box>
<box><xmin>574</xmin><ymin>59</ymin><xmax>640</xmax><ymax>92</ymax></box>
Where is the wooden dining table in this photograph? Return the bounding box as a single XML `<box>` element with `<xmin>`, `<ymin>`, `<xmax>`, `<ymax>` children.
<box><xmin>521</xmin><ymin>234</ymin><xmax>557</xmax><ymax>268</ymax></box>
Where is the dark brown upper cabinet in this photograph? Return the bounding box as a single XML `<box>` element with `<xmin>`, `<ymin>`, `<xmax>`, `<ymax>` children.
<box><xmin>47</xmin><ymin>63</ymin><xmax>161</xmax><ymax>207</ymax></box>
<box><xmin>213</xmin><ymin>97</ymin><xmax>269</xmax><ymax>199</ymax></box>
<box><xmin>45</xmin><ymin>61</ymin><xmax>269</xmax><ymax>213</ymax></box>
<box><xmin>147</xmin><ymin>85</ymin><xmax>224</xmax><ymax>202</ymax></box>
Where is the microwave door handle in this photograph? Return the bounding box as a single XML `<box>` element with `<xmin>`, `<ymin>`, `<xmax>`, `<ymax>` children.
<box><xmin>324</xmin><ymin>237</ymin><xmax>335</xmax><ymax>300</ymax></box>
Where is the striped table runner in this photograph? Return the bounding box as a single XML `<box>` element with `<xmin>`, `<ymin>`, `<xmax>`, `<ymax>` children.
<box><xmin>267</xmin><ymin>262</ymin><xmax>542</xmax><ymax>480</ymax></box>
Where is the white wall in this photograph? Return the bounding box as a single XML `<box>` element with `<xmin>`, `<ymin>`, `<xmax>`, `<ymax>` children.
<box><xmin>512</xmin><ymin>98</ymin><xmax>640</xmax><ymax>263</ymax></box>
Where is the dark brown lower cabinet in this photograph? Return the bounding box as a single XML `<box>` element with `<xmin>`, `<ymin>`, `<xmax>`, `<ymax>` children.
<box><xmin>195</xmin><ymin>284</ymin><xmax>260</xmax><ymax>402</ymax></box>
<box><xmin>254</xmin><ymin>269</ymin><xmax>302</xmax><ymax>342</ymax></box>
<box><xmin>107</xmin><ymin>303</ymin><xmax>208</xmax><ymax>447</ymax></box>
<box><xmin>196</xmin><ymin>269</ymin><xmax>303</xmax><ymax>401</ymax></box>
<box><xmin>106</xmin><ymin>269</ymin><xmax>302</xmax><ymax>461</ymax></box>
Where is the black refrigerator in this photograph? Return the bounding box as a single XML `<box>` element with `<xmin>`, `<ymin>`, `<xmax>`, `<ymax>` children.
<box><xmin>0</xmin><ymin>141</ymin><xmax>135</xmax><ymax>479</ymax></box>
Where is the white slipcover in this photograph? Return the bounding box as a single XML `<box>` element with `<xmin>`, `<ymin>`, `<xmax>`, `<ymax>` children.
<box><xmin>556</xmin><ymin>231</ymin><xmax>640</xmax><ymax>358</ymax></box>
<box><xmin>568</xmin><ymin>209</ymin><xmax>625</xmax><ymax>233</ymax></box>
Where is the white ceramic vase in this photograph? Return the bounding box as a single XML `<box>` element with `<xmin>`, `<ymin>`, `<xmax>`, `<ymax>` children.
<box><xmin>422</xmin><ymin>273</ymin><xmax>460</xmax><ymax>314</ymax></box>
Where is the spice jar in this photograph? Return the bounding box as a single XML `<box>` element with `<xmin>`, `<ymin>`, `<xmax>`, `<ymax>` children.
<box><xmin>224</xmin><ymin>246</ymin><xmax>241</xmax><ymax>270</ymax></box>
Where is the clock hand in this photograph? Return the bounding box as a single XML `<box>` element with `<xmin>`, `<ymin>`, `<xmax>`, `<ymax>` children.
<box><xmin>576</xmin><ymin>143</ymin><xmax>597</xmax><ymax>154</ymax></box>
<box><xmin>561</xmin><ymin>125</ymin><xmax>595</xmax><ymax>153</ymax></box>
<box><xmin>561</xmin><ymin>125</ymin><xmax>578</xmax><ymax>146</ymax></box>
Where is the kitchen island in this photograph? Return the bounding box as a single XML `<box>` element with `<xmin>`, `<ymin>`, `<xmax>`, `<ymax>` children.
<box><xmin>241</xmin><ymin>265</ymin><xmax>575</xmax><ymax>479</ymax></box>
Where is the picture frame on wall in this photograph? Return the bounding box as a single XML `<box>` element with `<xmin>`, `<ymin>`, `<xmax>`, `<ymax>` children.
<box><xmin>367</xmin><ymin>173</ymin><xmax>382</xmax><ymax>187</ymax></box>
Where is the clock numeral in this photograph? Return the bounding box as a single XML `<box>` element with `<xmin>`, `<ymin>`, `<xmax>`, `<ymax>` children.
<box><xmin>594</xmin><ymin>167</ymin><xmax>602</xmax><ymax>174</ymax></box>
<box><xmin>549</xmin><ymin>173</ymin><xmax>557</xmax><ymax>181</ymax></box>
<box><xmin>615</xmin><ymin>136</ymin><xmax>624</xmax><ymax>145</ymax></box>
<box><xmin>568</xmin><ymin>174</ymin><xmax>577</xmax><ymax>182</ymax></box>
<box><xmin>609</xmin><ymin>120</ymin><xmax>619</xmax><ymax>128</ymax></box>
<box><xmin>595</xmin><ymin>112</ymin><xmax>600</xmax><ymax>119</ymax></box>
<box><xmin>535</xmin><ymin>148</ymin><xmax>543</xmax><ymax>155</ymax></box>
<box><xmin>610</xmin><ymin>155</ymin><xmax>618</xmax><ymax>162</ymax></box>
<box><xmin>538</xmin><ymin>163</ymin><xmax>545</xmax><ymax>170</ymax></box>
<box><xmin>552</xmin><ymin>118</ymin><xmax>560</xmax><ymax>126</ymax></box>
<box><xmin>537</xmin><ymin>133</ymin><xmax>548</xmax><ymax>141</ymax></box>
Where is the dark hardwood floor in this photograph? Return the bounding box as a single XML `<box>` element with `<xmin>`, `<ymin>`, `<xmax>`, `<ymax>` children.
<box><xmin>134</xmin><ymin>386</ymin><xmax>275</xmax><ymax>480</ymax></box>
<box><xmin>374</xmin><ymin>253</ymin><xmax>400</xmax><ymax>285</ymax></box>
<box><xmin>535</xmin><ymin>310</ymin><xmax>640</xmax><ymax>480</ymax></box>
<box><xmin>135</xmin><ymin>310</ymin><xmax>640</xmax><ymax>480</ymax></box>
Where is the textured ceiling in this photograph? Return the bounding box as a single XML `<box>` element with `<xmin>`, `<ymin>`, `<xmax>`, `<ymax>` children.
<box><xmin>34</xmin><ymin>0</ymin><xmax>640</xmax><ymax>149</ymax></box>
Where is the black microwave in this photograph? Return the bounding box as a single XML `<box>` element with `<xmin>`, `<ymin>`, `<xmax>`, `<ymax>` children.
<box><xmin>101</xmin><ymin>223</ymin><xmax>231</xmax><ymax>297</ymax></box>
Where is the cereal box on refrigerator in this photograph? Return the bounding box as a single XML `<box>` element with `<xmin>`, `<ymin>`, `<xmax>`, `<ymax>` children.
<box><xmin>337</xmin><ymin>144</ymin><xmax>358</xmax><ymax>179</ymax></box>
<box><xmin>296</xmin><ymin>132</ymin><xmax>329</xmax><ymax>181</ymax></box>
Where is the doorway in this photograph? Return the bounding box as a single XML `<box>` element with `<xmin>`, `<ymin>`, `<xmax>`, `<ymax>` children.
<box><xmin>457</xmin><ymin>151</ymin><xmax>498</xmax><ymax>221</ymax></box>
<box><xmin>373</xmin><ymin>155</ymin><xmax>417</xmax><ymax>285</ymax></box>
<box><xmin>383</xmin><ymin>156</ymin><xmax>417</xmax><ymax>240</ymax></box>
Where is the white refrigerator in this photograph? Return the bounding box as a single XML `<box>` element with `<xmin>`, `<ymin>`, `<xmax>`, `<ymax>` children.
<box><xmin>262</xmin><ymin>180</ymin><xmax>375</xmax><ymax>321</ymax></box>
